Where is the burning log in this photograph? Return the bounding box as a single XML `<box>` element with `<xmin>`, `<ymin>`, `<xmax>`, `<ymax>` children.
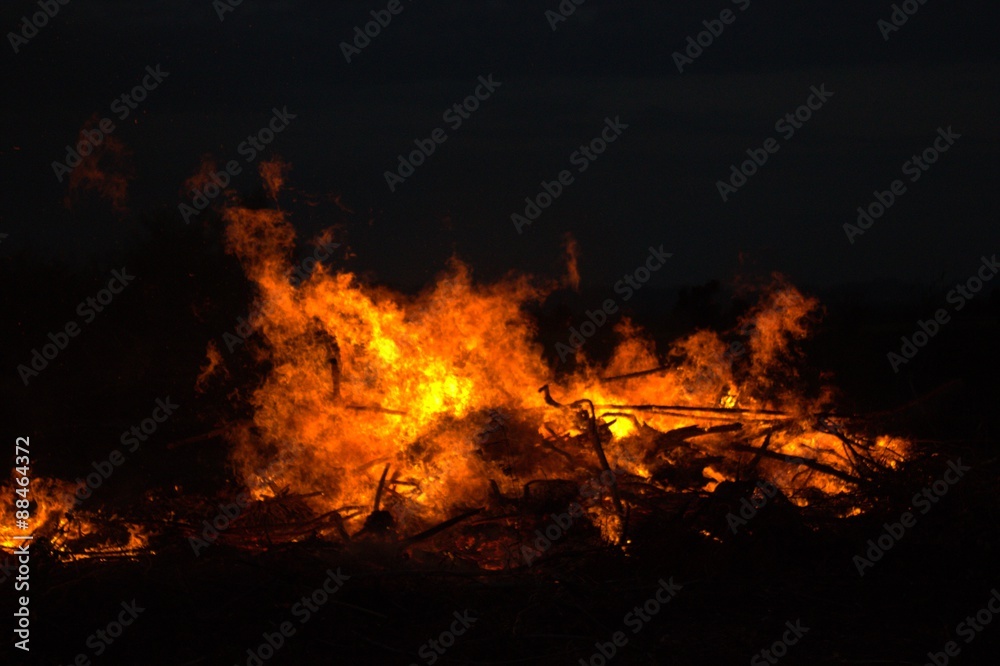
<box><xmin>592</xmin><ymin>401</ymin><xmax>788</xmax><ymax>419</ymax></box>
<box><xmin>539</xmin><ymin>385</ymin><xmax>625</xmax><ymax>534</ymax></box>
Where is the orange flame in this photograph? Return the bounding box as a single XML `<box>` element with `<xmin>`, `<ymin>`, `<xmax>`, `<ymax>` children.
<box><xmin>63</xmin><ymin>116</ymin><xmax>132</xmax><ymax>215</ymax></box>
<box><xmin>1</xmin><ymin>475</ymin><xmax>154</xmax><ymax>560</ymax></box>
<box><xmin>181</xmin><ymin>154</ymin><xmax>219</xmax><ymax>198</ymax></box>
<box><xmin>2</xmin><ymin>161</ymin><xmax>909</xmax><ymax>561</ymax></box>
<box><xmin>562</xmin><ymin>233</ymin><xmax>580</xmax><ymax>291</ymax></box>
<box><xmin>219</xmin><ymin>163</ymin><xmax>908</xmax><ymax>543</ymax></box>
<box><xmin>259</xmin><ymin>157</ymin><xmax>290</xmax><ymax>201</ymax></box>
<box><xmin>195</xmin><ymin>339</ymin><xmax>228</xmax><ymax>392</ymax></box>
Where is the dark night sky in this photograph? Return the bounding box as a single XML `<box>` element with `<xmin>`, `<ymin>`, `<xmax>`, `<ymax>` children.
<box><xmin>2</xmin><ymin>0</ymin><xmax>998</xmax><ymax>293</ymax></box>
<box><xmin>3</xmin><ymin>8</ymin><xmax>999</xmax><ymax>662</ymax></box>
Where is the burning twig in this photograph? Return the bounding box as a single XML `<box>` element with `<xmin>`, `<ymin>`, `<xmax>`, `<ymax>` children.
<box><xmin>747</xmin><ymin>429</ymin><xmax>775</xmax><ymax>473</ymax></box>
<box><xmin>165</xmin><ymin>428</ymin><xmax>228</xmax><ymax>450</ymax></box>
<box><xmin>539</xmin><ymin>385</ymin><xmax>626</xmax><ymax>534</ymax></box>
<box><xmin>373</xmin><ymin>464</ymin><xmax>390</xmax><ymax>512</ymax></box>
<box><xmin>598</xmin><ymin>364</ymin><xmax>674</xmax><ymax>383</ymax></box>
<box><xmin>539</xmin><ymin>430</ymin><xmax>577</xmax><ymax>466</ymax></box>
<box><xmin>648</xmin><ymin>424</ymin><xmax>745</xmax><ymax>468</ymax></box>
<box><xmin>592</xmin><ymin>402</ymin><xmax>788</xmax><ymax>417</ymax></box>
<box><xmin>344</xmin><ymin>404</ymin><xmax>407</xmax><ymax>416</ymax></box>
<box><xmin>401</xmin><ymin>508</ymin><xmax>484</xmax><ymax>546</ymax></box>
<box><xmin>728</xmin><ymin>443</ymin><xmax>861</xmax><ymax>485</ymax></box>
<box><xmin>815</xmin><ymin>421</ymin><xmax>888</xmax><ymax>480</ymax></box>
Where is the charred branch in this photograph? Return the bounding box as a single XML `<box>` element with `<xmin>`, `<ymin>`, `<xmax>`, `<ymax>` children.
<box><xmin>727</xmin><ymin>443</ymin><xmax>862</xmax><ymax>485</ymax></box>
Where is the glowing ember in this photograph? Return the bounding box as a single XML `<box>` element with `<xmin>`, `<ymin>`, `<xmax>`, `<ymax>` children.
<box><xmin>0</xmin><ymin>476</ymin><xmax>154</xmax><ymax>560</ymax></box>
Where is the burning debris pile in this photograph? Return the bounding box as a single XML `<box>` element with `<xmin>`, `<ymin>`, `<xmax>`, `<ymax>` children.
<box><xmin>192</xmin><ymin>165</ymin><xmax>908</xmax><ymax>566</ymax></box>
<box><xmin>2</xmin><ymin>164</ymin><xmax>909</xmax><ymax>568</ymax></box>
